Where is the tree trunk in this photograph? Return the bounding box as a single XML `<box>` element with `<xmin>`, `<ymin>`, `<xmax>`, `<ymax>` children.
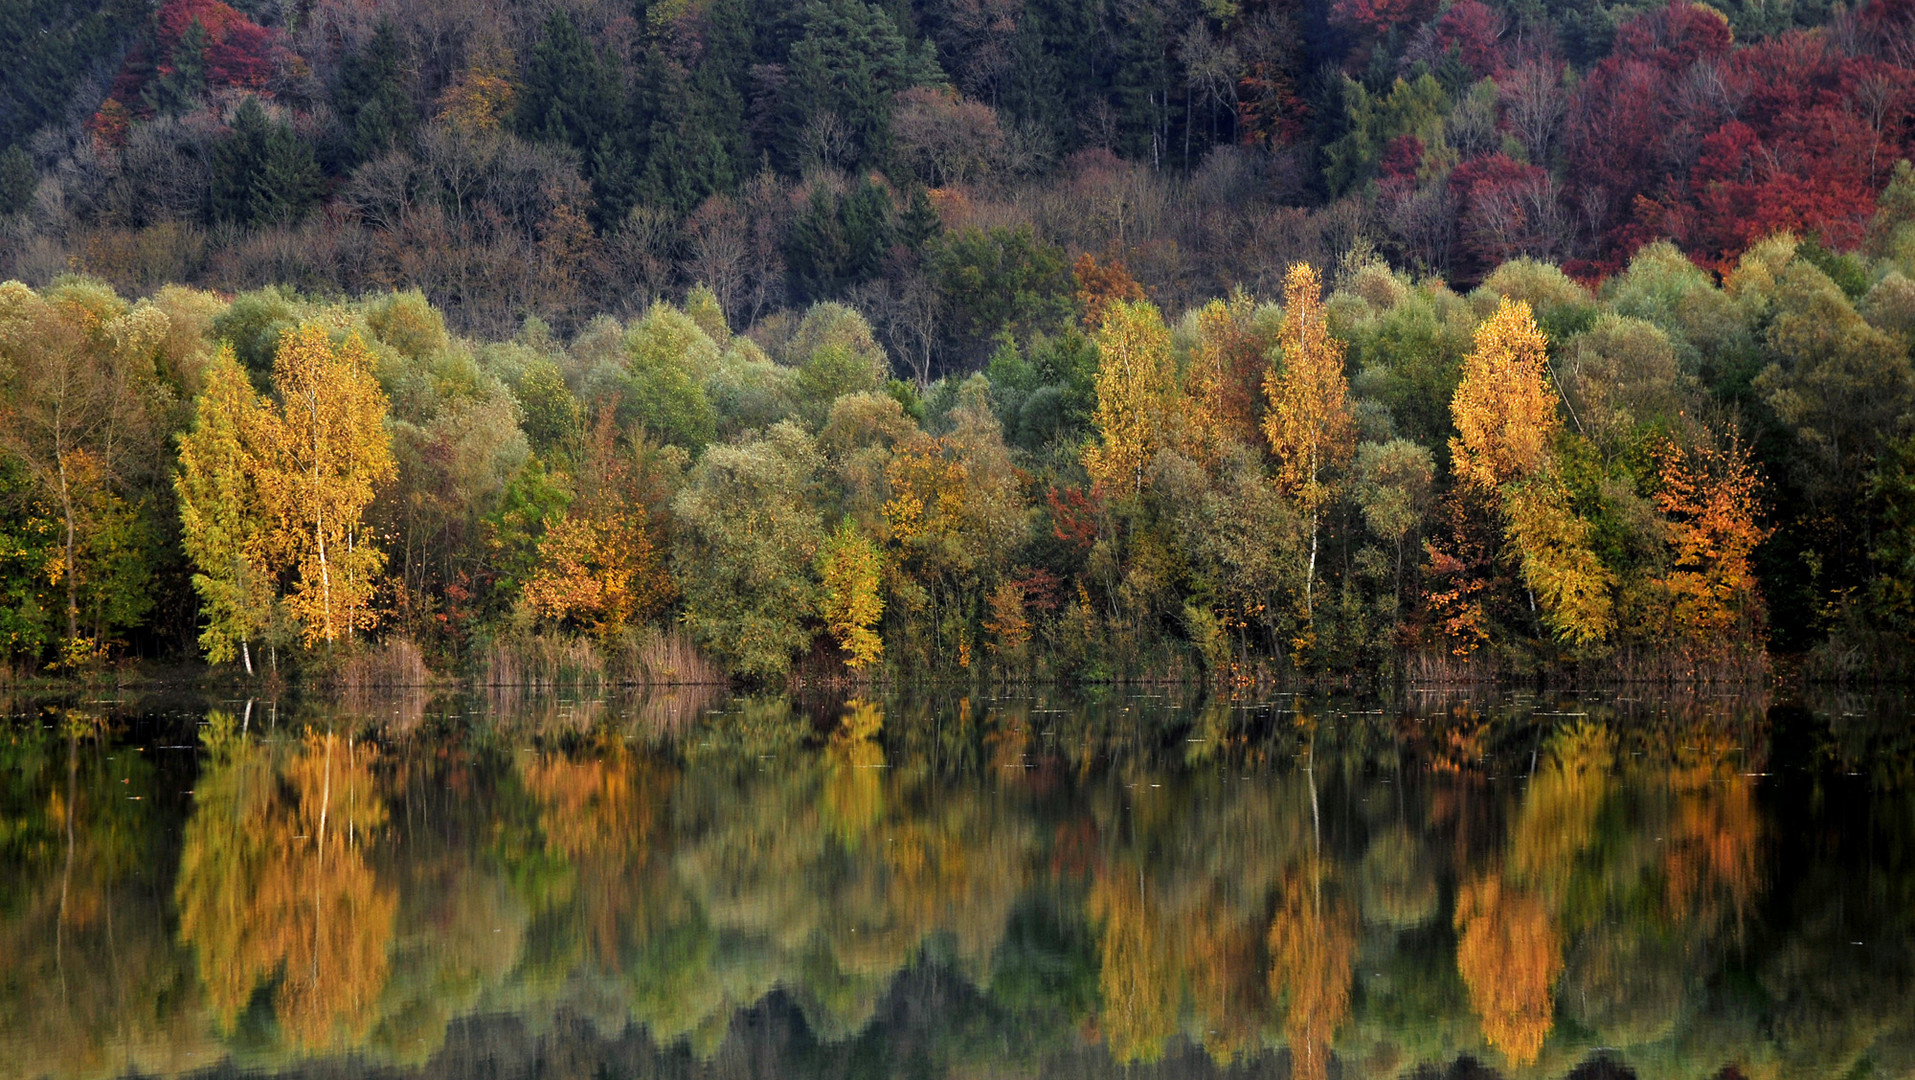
<box><xmin>241</xmin><ymin>639</ymin><xmax>254</xmax><ymax>676</ymax></box>
<box><xmin>58</xmin><ymin>454</ymin><xmax>79</xmax><ymax>645</ymax></box>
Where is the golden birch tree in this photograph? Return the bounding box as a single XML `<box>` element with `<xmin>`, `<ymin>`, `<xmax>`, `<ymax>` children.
<box><xmin>175</xmin><ymin>346</ymin><xmax>273</xmax><ymax>673</ymax></box>
<box><xmin>1263</xmin><ymin>263</ymin><xmax>1356</xmax><ymax>618</ymax></box>
<box><xmin>1083</xmin><ymin>300</ymin><xmax>1178</xmax><ymax>496</ymax></box>
<box><xmin>253</xmin><ymin>325</ymin><xmax>396</xmax><ymax>647</ymax></box>
<box><xmin>1450</xmin><ymin>299</ymin><xmax>1613</xmax><ymax>645</ymax></box>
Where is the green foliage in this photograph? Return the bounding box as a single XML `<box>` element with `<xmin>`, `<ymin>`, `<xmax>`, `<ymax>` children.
<box><xmin>930</xmin><ymin>226</ymin><xmax>1076</xmax><ymax>364</ymax></box>
<box><xmin>210</xmin><ymin>98</ymin><xmax>322</xmax><ymax>227</ymax></box>
<box><xmin>0</xmin><ymin>145</ymin><xmax>33</xmax><ymax>216</ymax></box>
<box><xmin>672</xmin><ymin>422</ymin><xmax>826</xmax><ymax>680</ymax></box>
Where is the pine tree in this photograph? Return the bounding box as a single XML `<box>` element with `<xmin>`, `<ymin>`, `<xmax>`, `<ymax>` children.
<box><xmin>144</xmin><ymin>17</ymin><xmax>207</xmax><ymax>117</ymax></box>
<box><xmin>333</xmin><ymin>21</ymin><xmax>413</xmax><ymax>165</ymax></box>
<box><xmin>210</xmin><ymin>97</ymin><xmax>270</xmax><ymax>224</ymax></box>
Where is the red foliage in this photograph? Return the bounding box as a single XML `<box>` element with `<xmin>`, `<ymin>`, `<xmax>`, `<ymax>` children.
<box><xmin>1565</xmin><ymin>0</ymin><xmax>1915</xmax><ymax>274</ymax></box>
<box><xmin>93</xmin><ymin>0</ymin><xmax>292</xmax><ymax>135</ymax></box>
<box><xmin>1451</xmin><ymin>153</ymin><xmax>1556</xmax><ymax>272</ymax></box>
<box><xmin>1331</xmin><ymin>0</ymin><xmax>1437</xmax><ymax>36</ymax></box>
<box><xmin>1046</xmin><ymin>486</ymin><xmax>1099</xmax><ymax>556</ymax></box>
<box><xmin>1434</xmin><ymin>0</ymin><xmax>1506</xmax><ymax>78</ymax></box>
<box><xmin>1380</xmin><ymin>134</ymin><xmax>1425</xmax><ymax>181</ymax></box>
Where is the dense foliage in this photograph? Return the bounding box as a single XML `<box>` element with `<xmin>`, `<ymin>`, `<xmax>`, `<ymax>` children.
<box><xmin>4</xmin><ymin>202</ymin><xmax>1915</xmax><ymax>681</ymax></box>
<box><xmin>7</xmin><ymin>0</ymin><xmax>1915</xmax><ymax>681</ymax></box>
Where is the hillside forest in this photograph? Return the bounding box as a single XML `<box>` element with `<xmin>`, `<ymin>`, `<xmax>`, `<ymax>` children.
<box><xmin>6</xmin><ymin>0</ymin><xmax>1915</xmax><ymax>682</ymax></box>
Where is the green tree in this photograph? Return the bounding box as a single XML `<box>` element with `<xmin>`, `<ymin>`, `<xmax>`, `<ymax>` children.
<box><xmin>143</xmin><ymin>17</ymin><xmax>207</xmax><ymax>117</ymax></box>
<box><xmin>333</xmin><ymin>20</ymin><xmax>413</xmax><ymax>165</ymax></box>
<box><xmin>673</xmin><ymin>422</ymin><xmax>827</xmax><ymax>680</ymax></box>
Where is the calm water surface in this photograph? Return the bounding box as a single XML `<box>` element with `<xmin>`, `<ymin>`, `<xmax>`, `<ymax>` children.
<box><xmin>3</xmin><ymin>687</ymin><xmax>1913</xmax><ymax>1080</ymax></box>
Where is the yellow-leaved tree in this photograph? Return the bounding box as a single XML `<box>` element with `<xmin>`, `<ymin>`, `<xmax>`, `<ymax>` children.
<box><xmin>1263</xmin><ymin>263</ymin><xmax>1355</xmax><ymax>618</ymax></box>
<box><xmin>1083</xmin><ymin>300</ymin><xmax>1178</xmax><ymax>496</ymax></box>
<box><xmin>175</xmin><ymin>346</ymin><xmax>273</xmax><ymax>673</ymax></box>
<box><xmin>254</xmin><ymin>325</ymin><xmax>397</xmax><ymax>647</ymax></box>
<box><xmin>817</xmin><ymin>518</ymin><xmax>885</xmax><ymax>670</ymax></box>
<box><xmin>1450</xmin><ymin>299</ymin><xmax>1613</xmax><ymax>645</ymax></box>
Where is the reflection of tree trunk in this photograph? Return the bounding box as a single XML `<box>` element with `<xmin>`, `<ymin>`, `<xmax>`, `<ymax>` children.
<box><xmin>58</xmin><ymin>733</ymin><xmax>76</xmax><ymax>1002</ymax></box>
<box><xmin>313</xmin><ymin>733</ymin><xmax>332</xmax><ymax>991</ymax></box>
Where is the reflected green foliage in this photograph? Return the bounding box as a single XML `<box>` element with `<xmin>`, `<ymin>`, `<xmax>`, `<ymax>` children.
<box><xmin>0</xmin><ymin>690</ymin><xmax>1911</xmax><ymax>1078</ymax></box>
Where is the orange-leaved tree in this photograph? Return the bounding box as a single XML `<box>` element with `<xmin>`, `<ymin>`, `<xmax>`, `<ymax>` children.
<box><xmin>1652</xmin><ymin>432</ymin><xmax>1769</xmax><ymax>655</ymax></box>
<box><xmin>522</xmin><ymin>414</ymin><xmax>673</xmax><ymax>639</ymax></box>
<box><xmin>1187</xmin><ymin>289</ymin><xmax>1277</xmax><ymax>460</ymax></box>
<box><xmin>1453</xmin><ymin>873</ymin><xmax>1562</xmax><ymax>1067</ymax></box>
<box><xmin>1450</xmin><ymin>299</ymin><xmax>1612</xmax><ymax>646</ymax></box>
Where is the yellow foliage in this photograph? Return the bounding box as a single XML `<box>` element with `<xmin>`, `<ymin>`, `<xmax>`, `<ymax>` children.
<box><xmin>1083</xmin><ymin>300</ymin><xmax>1178</xmax><ymax>496</ymax></box>
<box><xmin>1503</xmin><ymin>482</ymin><xmax>1615</xmax><ymax>645</ymax></box>
<box><xmin>817</xmin><ymin>520</ymin><xmax>886</xmax><ymax>669</ymax></box>
<box><xmin>1263</xmin><ymin>264</ymin><xmax>1355</xmax><ymax>513</ymax></box>
<box><xmin>1090</xmin><ymin>866</ymin><xmax>1178</xmax><ymax>1063</ymax></box>
<box><xmin>1450</xmin><ymin>299</ymin><xmax>1559</xmax><ymax>491</ymax></box>
<box><xmin>176</xmin><ymin>729</ymin><xmax>397</xmax><ymax>1052</ymax></box>
<box><xmin>522</xmin><ymin>505</ymin><xmax>671</xmax><ymax>639</ymax></box>
<box><xmin>1267</xmin><ymin>865</ymin><xmax>1355</xmax><ymax>1080</ymax></box>
<box><xmin>251</xmin><ymin>325</ymin><xmax>397</xmax><ymax>646</ymax></box>
<box><xmin>1454</xmin><ymin>874</ymin><xmax>1562</xmax><ymax>1067</ymax></box>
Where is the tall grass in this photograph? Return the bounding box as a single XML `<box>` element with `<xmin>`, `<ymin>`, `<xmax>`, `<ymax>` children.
<box><xmin>477</xmin><ymin>628</ymin><xmax>724</xmax><ymax>689</ymax></box>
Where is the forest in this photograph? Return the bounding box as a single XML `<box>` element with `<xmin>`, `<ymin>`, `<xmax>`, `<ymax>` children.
<box><xmin>6</xmin><ymin>0</ymin><xmax>1915</xmax><ymax>682</ymax></box>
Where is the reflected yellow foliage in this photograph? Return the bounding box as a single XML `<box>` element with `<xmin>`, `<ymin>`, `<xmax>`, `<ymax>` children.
<box><xmin>1454</xmin><ymin>873</ymin><xmax>1562</xmax><ymax>1066</ymax></box>
<box><xmin>1090</xmin><ymin>865</ymin><xmax>1178</xmax><ymax>1063</ymax></box>
<box><xmin>1267</xmin><ymin>864</ymin><xmax>1354</xmax><ymax>1080</ymax></box>
<box><xmin>176</xmin><ymin>723</ymin><xmax>396</xmax><ymax>1052</ymax></box>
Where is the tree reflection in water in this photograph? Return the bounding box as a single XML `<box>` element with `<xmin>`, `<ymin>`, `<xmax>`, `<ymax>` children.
<box><xmin>0</xmin><ymin>687</ymin><xmax>1911</xmax><ymax>1080</ymax></box>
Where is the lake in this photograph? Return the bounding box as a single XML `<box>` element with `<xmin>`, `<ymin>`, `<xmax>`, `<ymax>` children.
<box><xmin>2</xmin><ymin>686</ymin><xmax>1911</xmax><ymax>1079</ymax></box>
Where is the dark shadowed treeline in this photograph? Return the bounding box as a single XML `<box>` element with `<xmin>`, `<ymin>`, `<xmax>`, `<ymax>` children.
<box><xmin>9</xmin><ymin>0</ymin><xmax>1915</xmax><ymax>341</ymax></box>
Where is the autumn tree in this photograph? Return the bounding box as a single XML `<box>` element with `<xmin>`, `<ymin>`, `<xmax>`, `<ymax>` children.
<box><xmin>1264</xmin><ymin>264</ymin><xmax>1356</xmax><ymax>618</ymax></box>
<box><xmin>1267</xmin><ymin>864</ymin><xmax>1355</xmax><ymax>1080</ymax></box>
<box><xmin>1454</xmin><ymin>874</ymin><xmax>1562</xmax><ymax>1066</ymax></box>
<box><xmin>522</xmin><ymin>416</ymin><xmax>672</xmax><ymax>640</ymax></box>
<box><xmin>1651</xmin><ymin>433</ymin><xmax>1770</xmax><ymax>655</ymax></box>
<box><xmin>0</xmin><ymin>279</ymin><xmax>168</xmax><ymax>663</ymax></box>
<box><xmin>817</xmin><ymin>518</ymin><xmax>885</xmax><ymax>670</ymax></box>
<box><xmin>175</xmin><ymin>345</ymin><xmax>271</xmax><ymax>672</ymax></box>
<box><xmin>253</xmin><ymin>324</ymin><xmax>397</xmax><ymax>647</ymax></box>
<box><xmin>1450</xmin><ymin>299</ymin><xmax>1613</xmax><ymax>646</ymax></box>
<box><xmin>1084</xmin><ymin>300</ymin><xmax>1178</xmax><ymax>496</ymax></box>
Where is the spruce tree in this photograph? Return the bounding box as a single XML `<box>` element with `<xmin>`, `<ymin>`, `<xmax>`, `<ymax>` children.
<box><xmin>333</xmin><ymin>21</ymin><xmax>413</xmax><ymax>165</ymax></box>
<box><xmin>144</xmin><ymin>18</ymin><xmax>208</xmax><ymax>117</ymax></box>
<box><xmin>0</xmin><ymin>145</ymin><xmax>34</xmax><ymax>215</ymax></box>
<box><xmin>210</xmin><ymin>97</ymin><xmax>271</xmax><ymax>224</ymax></box>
